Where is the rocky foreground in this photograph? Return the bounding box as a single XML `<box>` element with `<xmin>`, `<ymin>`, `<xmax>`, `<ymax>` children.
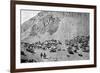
<box><xmin>21</xmin><ymin>35</ymin><xmax>89</xmax><ymax>63</ymax></box>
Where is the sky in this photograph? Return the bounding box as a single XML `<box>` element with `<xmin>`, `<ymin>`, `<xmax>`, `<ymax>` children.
<box><xmin>21</xmin><ymin>10</ymin><xmax>40</xmax><ymax>24</ymax></box>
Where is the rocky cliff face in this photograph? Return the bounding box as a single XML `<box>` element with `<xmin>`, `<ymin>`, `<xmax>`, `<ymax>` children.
<box><xmin>21</xmin><ymin>11</ymin><xmax>89</xmax><ymax>44</ymax></box>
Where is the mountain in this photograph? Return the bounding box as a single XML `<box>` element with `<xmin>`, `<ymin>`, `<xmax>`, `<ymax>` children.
<box><xmin>21</xmin><ymin>11</ymin><xmax>89</xmax><ymax>44</ymax></box>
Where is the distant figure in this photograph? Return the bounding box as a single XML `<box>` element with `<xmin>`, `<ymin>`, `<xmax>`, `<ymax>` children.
<box><xmin>40</xmin><ymin>52</ymin><xmax>47</xmax><ymax>59</ymax></box>
<box><xmin>43</xmin><ymin>53</ymin><xmax>47</xmax><ymax>59</ymax></box>
<box><xmin>40</xmin><ymin>53</ymin><xmax>43</xmax><ymax>58</ymax></box>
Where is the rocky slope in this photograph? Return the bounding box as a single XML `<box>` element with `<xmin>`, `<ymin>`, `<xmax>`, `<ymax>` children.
<box><xmin>21</xmin><ymin>11</ymin><xmax>89</xmax><ymax>44</ymax></box>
